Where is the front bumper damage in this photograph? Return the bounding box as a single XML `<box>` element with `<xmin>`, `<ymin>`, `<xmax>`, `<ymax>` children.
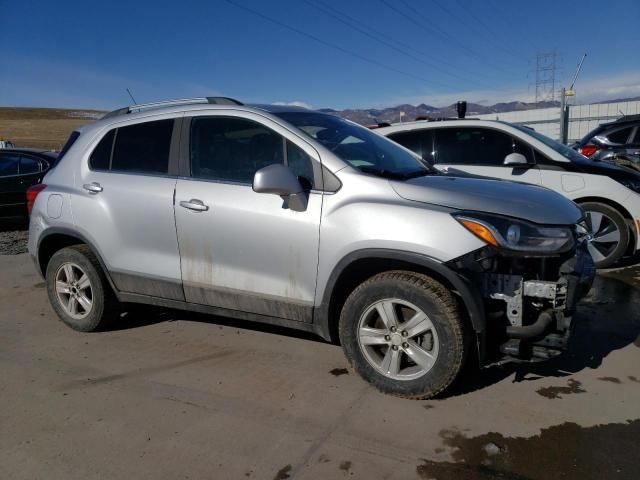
<box><xmin>449</xmin><ymin>242</ymin><xmax>595</xmax><ymax>363</ymax></box>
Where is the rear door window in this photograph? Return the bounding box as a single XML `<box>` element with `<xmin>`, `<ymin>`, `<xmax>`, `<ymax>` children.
<box><xmin>87</xmin><ymin>121</ymin><xmax>173</xmax><ymax>174</ymax></box>
<box><xmin>89</xmin><ymin>130</ymin><xmax>115</xmax><ymax>171</ymax></box>
<box><xmin>111</xmin><ymin>120</ymin><xmax>173</xmax><ymax>174</ymax></box>
<box><xmin>434</xmin><ymin>127</ymin><xmax>525</xmax><ymax>166</ymax></box>
<box><xmin>0</xmin><ymin>154</ymin><xmax>20</xmax><ymax>176</ymax></box>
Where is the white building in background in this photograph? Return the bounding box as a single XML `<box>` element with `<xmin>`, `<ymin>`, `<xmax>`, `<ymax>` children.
<box><xmin>473</xmin><ymin>99</ymin><xmax>640</xmax><ymax>143</ymax></box>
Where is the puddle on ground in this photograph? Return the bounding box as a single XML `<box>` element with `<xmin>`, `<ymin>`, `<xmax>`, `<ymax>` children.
<box><xmin>417</xmin><ymin>419</ymin><xmax>640</xmax><ymax>480</ymax></box>
<box><xmin>329</xmin><ymin>368</ymin><xmax>349</xmax><ymax>376</ymax></box>
<box><xmin>536</xmin><ymin>379</ymin><xmax>586</xmax><ymax>399</ymax></box>
<box><xmin>273</xmin><ymin>464</ymin><xmax>292</xmax><ymax>480</ymax></box>
<box><xmin>339</xmin><ymin>460</ymin><xmax>352</xmax><ymax>472</ymax></box>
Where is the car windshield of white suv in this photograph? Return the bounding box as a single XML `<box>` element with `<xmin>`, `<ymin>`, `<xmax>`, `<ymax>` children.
<box><xmin>511</xmin><ymin>123</ymin><xmax>588</xmax><ymax>162</ymax></box>
<box><xmin>275</xmin><ymin>111</ymin><xmax>435</xmax><ymax>179</ymax></box>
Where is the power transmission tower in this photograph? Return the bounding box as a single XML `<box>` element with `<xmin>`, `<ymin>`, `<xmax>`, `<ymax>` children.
<box><xmin>532</xmin><ymin>51</ymin><xmax>559</xmax><ymax>104</ymax></box>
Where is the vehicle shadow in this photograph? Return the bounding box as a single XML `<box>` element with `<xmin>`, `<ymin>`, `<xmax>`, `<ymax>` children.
<box><xmin>443</xmin><ymin>272</ymin><xmax>640</xmax><ymax>398</ymax></box>
<box><xmin>608</xmin><ymin>250</ymin><xmax>640</xmax><ymax>269</ymax></box>
<box><xmin>110</xmin><ymin>268</ymin><xmax>640</xmax><ymax>398</ymax></box>
<box><xmin>0</xmin><ymin>218</ymin><xmax>28</xmax><ymax>232</ymax></box>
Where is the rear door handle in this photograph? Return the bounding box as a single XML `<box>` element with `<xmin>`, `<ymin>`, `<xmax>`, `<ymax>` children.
<box><xmin>83</xmin><ymin>182</ymin><xmax>103</xmax><ymax>193</ymax></box>
<box><xmin>179</xmin><ymin>199</ymin><xmax>209</xmax><ymax>212</ymax></box>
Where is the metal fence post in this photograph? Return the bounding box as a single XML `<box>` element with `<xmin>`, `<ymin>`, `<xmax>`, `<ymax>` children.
<box><xmin>559</xmin><ymin>88</ymin><xmax>570</xmax><ymax>144</ymax></box>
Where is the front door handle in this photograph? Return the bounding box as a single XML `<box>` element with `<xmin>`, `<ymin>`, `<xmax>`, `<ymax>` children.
<box><xmin>179</xmin><ymin>199</ymin><xmax>209</xmax><ymax>212</ymax></box>
<box><xmin>83</xmin><ymin>182</ymin><xmax>103</xmax><ymax>193</ymax></box>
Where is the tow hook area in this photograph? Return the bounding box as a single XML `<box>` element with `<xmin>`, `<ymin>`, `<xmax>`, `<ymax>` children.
<box><xmin>506</xmin><ymin>310</ymin><xmax>554</xmax><ymax>339</ymax></box>
<box><xmin>483</xmin><ymin>275</ymin><xmax>568</xmax><ymax>328</ymax></box>
<box><xmin>483</xmin><ymin>274</ymin><xmax>575</xmax><ymax>361</ymax></box>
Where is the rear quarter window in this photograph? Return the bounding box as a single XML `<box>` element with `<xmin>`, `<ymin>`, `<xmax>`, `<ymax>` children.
<box><xmin>54</xmin><ymin>131</ymin><xmax>81</xmax><ymax>167</ymax></box>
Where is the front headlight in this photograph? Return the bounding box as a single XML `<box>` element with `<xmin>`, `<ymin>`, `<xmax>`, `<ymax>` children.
<box><xmin>454</xmin><ymin>213</ymin><xmax>574</xmax><ymax>254</ymax></box>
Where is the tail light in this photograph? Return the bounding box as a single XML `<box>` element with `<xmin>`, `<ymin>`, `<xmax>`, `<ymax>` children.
<box><xmin>26</xmin><ymin>184</ymin><xmax>47</xmax><ymax>216</ymax></box>
<box><xmin>578</xmin><ymin>144</ymin><xmax>600</xmax><ymax>157</ymax></box>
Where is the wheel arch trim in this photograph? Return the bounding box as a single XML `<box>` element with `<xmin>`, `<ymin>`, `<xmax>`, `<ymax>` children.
<box><xmin>573</xmin><ymin>196</ymin><xmax>637</xmax><ymax>251</ymax></box>
<box><xmin>314</xmin><ymin>248</ymin><xmax>486</xmax><ymax>340</ymax></box>
<box><xmin>36</xmin><ymin>227</ymin><xmax>120</xmax><ymax>294</ymax></box>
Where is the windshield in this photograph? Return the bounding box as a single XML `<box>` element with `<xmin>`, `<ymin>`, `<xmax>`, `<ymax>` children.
<box><xmin>511</xmin><ymin>124</ymin><xmax>587</xmax><ymax>162</ymax></box>
<box><xmin>274</xmin><ymin>111</ymin><xmax>435</xmax><ymax>179</ymax></box>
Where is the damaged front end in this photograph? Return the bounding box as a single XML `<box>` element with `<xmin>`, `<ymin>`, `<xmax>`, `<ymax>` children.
<box><xmin>449</xmin><ymin>216</ymin><xmax>596</xmax><ymax>364</ymax></box>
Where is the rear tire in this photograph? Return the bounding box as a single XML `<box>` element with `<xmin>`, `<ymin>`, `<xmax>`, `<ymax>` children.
<box><xmin>339</xmin><ymin>271</ymin><xmax>468</xmax><ymax>399</ymax></box>
<box><xmin>45</xmin><ymin>245</ymin><xmax>118</xmax><ymax>332</ymax></box>
<box><xmin>580</xmin><ymin>202</ymin><xmax>629</xmax><ymax>269</ymax></box>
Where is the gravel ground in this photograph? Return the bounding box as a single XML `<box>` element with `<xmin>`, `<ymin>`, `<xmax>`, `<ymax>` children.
<box><xmin>0</xmin><ymin>229</ymin><xmax>28</xmax><ymax>255</ymax></box>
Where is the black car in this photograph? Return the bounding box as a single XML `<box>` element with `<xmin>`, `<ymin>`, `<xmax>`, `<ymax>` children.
<box><xmin>574</xmin><ymin>114</ymin><xmax>640</xmax><ymax>161</ymax></box>
<box><xmin>0</xmin><ymin>148</ymin><xmax>57</xmax><ymax>219</ymax></box>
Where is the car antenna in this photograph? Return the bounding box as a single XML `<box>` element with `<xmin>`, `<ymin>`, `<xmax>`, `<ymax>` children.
<box><xmin>126</xmin><ymin>88</ymin><xmax>137</xmax><ymax>105</ymax></box>
<box><xmin>619</xmin><ymin>109</ymin><xmax>625</xmax><ymax>118</ymax></box>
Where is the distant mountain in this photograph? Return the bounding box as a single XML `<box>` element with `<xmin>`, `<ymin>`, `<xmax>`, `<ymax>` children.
<box><xmin>593</xmin><ymin>96</ymin><xmax>640</xmax><ymax>104</ymax></box>
<box><xmin>325</xmin><ymin>96</ymin><xmax>640</xmax><ymax>125</ymax></box>
<box><xmin>327</xmin><ymin>100</ymin><xmax>562</xmax><ymax>125</ymax></box>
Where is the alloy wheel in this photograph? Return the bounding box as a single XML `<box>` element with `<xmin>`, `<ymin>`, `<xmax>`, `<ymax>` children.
<box><xmin>55</xmin><ymin>262</ymin><xmax>93</xmax><ymax>320</ymax></box>
<box><xmin>357</xmin><ymin>298</ymin><xmax>439</xmax><ymax>381</ymax></box>
<box><xmin>585</xmin><ymin>210</ymin><xmax>621</xmax><ymax>264</ymax></box>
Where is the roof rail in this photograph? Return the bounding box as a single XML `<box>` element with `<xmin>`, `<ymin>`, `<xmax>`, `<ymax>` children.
<box><xmin>101</xmin><ymin>96</ymin><xmax>243</xmax><ymax>119</ymax></box>
<box><xmin>614</xmin><ymin>113</ymin><xmax>640</xmax><ymax>123</ymax></box>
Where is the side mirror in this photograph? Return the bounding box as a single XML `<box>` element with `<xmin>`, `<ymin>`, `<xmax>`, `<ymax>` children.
<box><xmin>503</xmin><ymin>152</ymin><xmax>531</xmax><ymax>167</ymax></box>
<box><xmin>592</xmin><ymin>135</ymin><xmax>617</xmax><ymax>147</ymax></box>
<box><xmin>253</xmin><ymin>164</ymin><xmax>308</xmax><ymax>212</ymax></box>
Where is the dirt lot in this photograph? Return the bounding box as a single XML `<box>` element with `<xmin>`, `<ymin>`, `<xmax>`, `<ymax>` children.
<box><xmin>0</xmin><ymin>107</ymin><xmax>104</xmax><ymax>150</ymax></box>
<box><xmin>1</xmin><ymin>243</ymin><xmax>639</xmax><ymax>479</ymax></box>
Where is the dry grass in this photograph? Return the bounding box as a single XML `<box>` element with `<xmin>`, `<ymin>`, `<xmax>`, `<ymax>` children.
<box><xmin>0</xmin><ymin>107</ymin><xmax>105</xmax><ymax>150</ymax></box>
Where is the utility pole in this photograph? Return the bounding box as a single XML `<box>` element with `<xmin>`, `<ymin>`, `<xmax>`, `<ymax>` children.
<box><xmin>559</xmin><ymin>53</ymin><xmax>587</xmax><ymax>144</ymax></box>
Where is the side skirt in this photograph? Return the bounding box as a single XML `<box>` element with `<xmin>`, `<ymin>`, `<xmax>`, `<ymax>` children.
<box><xmin>116</xmin><ymin>291</ymin><xmax>330</xmax><ymax>341</ymax></box>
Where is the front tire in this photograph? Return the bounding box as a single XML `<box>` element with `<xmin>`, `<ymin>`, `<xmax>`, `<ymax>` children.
<box><xmin>46</xmin><ymin>245</ymin><xmax>117</xmax><ymax>332</ymax></box>
<box><xmin>580</xmin><ymin>202</ymin><xmax>629</xmax><ymax>269</ymax></box>
<box><xmin>339</xmin><ymin>271</ymin><xmax>468</xmax><ymax>399</ymax></box>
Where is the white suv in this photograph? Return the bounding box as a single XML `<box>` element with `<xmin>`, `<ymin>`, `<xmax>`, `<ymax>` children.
<box><xmin>378</xmin><ymin>120</ymin><xmax>640</xmax><ymax>268</ymax></box>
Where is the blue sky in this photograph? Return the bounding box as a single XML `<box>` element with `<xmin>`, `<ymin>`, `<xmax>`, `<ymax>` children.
<box><xmin>1</xmin><ymin>0</ymin><xmax>639</xmax><ymax>110</ymax></box>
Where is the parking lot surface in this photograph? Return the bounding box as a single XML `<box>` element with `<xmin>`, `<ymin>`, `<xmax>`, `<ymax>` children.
<box><xmin>1</xmin><ymin>251</ymin><xmax>639</xmax><ymax>480</ymax></box>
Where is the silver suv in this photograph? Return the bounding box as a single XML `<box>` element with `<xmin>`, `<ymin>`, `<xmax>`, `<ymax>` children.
<box><xmin>28</xmin><ymin>97</ymin><xmax>595</xmax><ymax>399</ymax></box>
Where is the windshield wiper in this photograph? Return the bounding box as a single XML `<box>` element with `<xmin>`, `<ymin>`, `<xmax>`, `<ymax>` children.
<box><xmin>399</xmin><ymin>169</ymin><xmax>433</xmax><ymax>179</ymax></box>
<box><xmin>358</xmin><ymin>166</ymin><xmax>433</xmax><ymax>180</ymax></box>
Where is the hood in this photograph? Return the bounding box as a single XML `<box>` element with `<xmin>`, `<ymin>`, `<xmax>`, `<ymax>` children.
<box><xmin>391</xmin><ymin>175</ymin><xmax>582</xmax><ymax>225</ymax></box>
<box><xmin>570</xmin><ymin>155</ymin><xmax>640</xmax><ymax>180</ymax></box>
